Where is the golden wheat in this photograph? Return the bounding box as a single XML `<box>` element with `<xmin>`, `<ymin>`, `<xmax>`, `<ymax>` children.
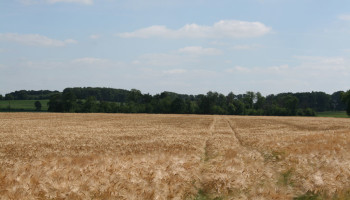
<box><xmin>0</xmin><ymin>113</ymin><xmax>349</xmax><ymax>199</ymax></box>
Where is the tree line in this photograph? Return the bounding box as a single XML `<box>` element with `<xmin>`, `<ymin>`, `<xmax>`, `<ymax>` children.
<box><xmin>1</xmin><ymin>87</ymin><xmax>349</xmax><ymax>116</ymax></box>
<box><xmin>1</xmin><ymin>90</ymin><xmax>59</xmax><ymax>100</ymax></box>
<box><xmin>43</xmin><ymin>87</ymin><xmax>350</xmax><ymax>116</ymax></box>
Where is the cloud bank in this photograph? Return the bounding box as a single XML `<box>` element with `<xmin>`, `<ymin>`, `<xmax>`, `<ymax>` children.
<box><xmin>0</xmin><ymin>33</ymin><xmax>77</xmax><ymax>47</ymax></box>
<box><xmin>117</xmin><ymin>20</ymin><xmax>271</xmax><ymax>39</ymax></box>
<box><xmin>178</xmin><ymin>46</ymin><xmax>222</xmax><ymax>55</ymax></box>
<box><xmin>338</xmin><ymin>14</ymin><xmax>350</xmax><ymax>21</ymax></box>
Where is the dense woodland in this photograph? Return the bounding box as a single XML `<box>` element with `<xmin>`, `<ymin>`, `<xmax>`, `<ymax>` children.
<box><xmin>1</xmin><ymin>87</ymin><xmax>349</xmax><ymax>116</ymax></box>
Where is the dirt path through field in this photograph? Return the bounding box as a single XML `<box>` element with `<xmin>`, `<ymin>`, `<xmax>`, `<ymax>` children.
<box><xmin>202</xmin><ymin>116</ymin><xmax>217</xmax><ymax>161</ymax></box>
<box><xmin>198</xmin><ymin>116</ymin><xmax>299</xmax><ymax>199</ymax></box>
<box><xmin>229</xmin><ymin>116</ymin><xmax>350</xmax><ymax>199</ymax></box>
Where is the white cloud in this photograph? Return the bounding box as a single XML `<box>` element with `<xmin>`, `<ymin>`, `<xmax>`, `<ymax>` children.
<box><xmin>16</xmin><ymin>57</ymin><xmax>126</xmax><ymax>71</ymax></box>
<box><xmin>132</xmin><ymin>46</ymin><xmax>222</xmax><ymax>67</ymax></box>
<box><xmin>226</xmin><ymin>56</ymin><xmax>349</xmax><ymax>84</ymax></box>
<box><xmin>72</xmin><ymin>57</ymin><xmax>108</xmax><ymax>64</ymax></box>
<box><xmin>232</xmin><ymin>44</ymin><xmax>261</xmax><ymax>50</ymax></box>
<box><xmin>3</xmin><ymin>54</ymin><xmax>350</xmax><ymax>95</ymax></box>
<box><xmin>294</xmin><ymin>56</ymin><xmax>346</xmax><ymax>72</ymax></box>
<box><xmin>89</xmin><ymin>34</ymin><xmax>100</xmax><ymax>39</ymax></box>
<box><xmin>338</xmin><ymin>14</ymin><xmax>350</xmax><ymax>21</ymax></box>
<box><xmin>266</xmin><ymin>64</ymin><xmax>289</xmax><ymax>72</ymax></box>
<box><xmin>225</xmin><ymin>65</ymin><xmax>288</xmax><ymax>74</ymax></box>
<box><xmin>225</xmin><ymin>58</ymin><xmax>349</xmax><ymax>76</ymax></box>
<box><xmin>117</xmin><ymin>20</ymin><xmax>271</xmax><ymax>39</ymax></box>
<box><xmin>0</xmin><ymin>33</ymin><xmax>77</xmax><ymax>47</ymax></box>
<box><xmin>226</xmin><ymin>66</ymin><xmax>252</xmax><ymax>73</ymax></box>
<box><xmin>222</xmin><ymin>58</ymin><xmax>350</xmax><ymax>94</ymax></box>
<box><xmin>133</xmin><ymin>53</ymin><xmax>193</xmax><ymax>67</ymax></box>
<box><xmin>163</xmin><ymin>69</ymin><xmax>187</xmax><ymax>75</ymax></box>
<box><xmin>19</xmin><ymin>0</ymin><xmax>93</xmax><ymax>5</ymax></box>
<box><xmin>18</xmin><ymin>60</ymin><xmax>68</xmax><ymax>70</ymax></box>
<box><xmin>210</xmin><ymin>41</ymin><xmax>229</xmax><ymax>46</ymax></box>
<box><xmin>295</xmin><ymin>56</ymin><xmax>345</xmax><ymax>64</ymax></box>
<box><xmin>178</xmin><ymin>46</ymin><xmax>222</xmax><ymax>55</ymax></box>
<box><xmin>226</xmin><ymin>56</ymin><xmax>350</xmax><ymax>77</ymax></box>
<box><xmin>70</xmin><ymin>57</ymin><xmax>127</xmax><ymax>70</ymax></box>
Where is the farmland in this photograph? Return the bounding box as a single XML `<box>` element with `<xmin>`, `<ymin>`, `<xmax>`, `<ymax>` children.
<box><xmin>316</xmin><ymin>111</ymin><xmax>349</xmax><ymax>118</ymax></box>
<box><xmin>0</xmin><ymin>113</ymin><xmax>349</xmax><ymax>199</ymax></box>
<box><xmin>0</xmin><ymin>100</ymin><xmax>49</xmax><ymax>111</ymax></box>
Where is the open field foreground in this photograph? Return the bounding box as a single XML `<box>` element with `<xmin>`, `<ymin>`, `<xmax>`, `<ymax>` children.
<box><xmin>0</xmin><ymin>113</ymin><xmax>350</xmax><ymax>199</ymax></box>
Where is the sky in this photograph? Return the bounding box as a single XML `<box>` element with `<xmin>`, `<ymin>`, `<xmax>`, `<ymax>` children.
<box><xmin>1</xmin><ymin>0</ymin><xmax>350</xmax><ymax>96</ymax></box>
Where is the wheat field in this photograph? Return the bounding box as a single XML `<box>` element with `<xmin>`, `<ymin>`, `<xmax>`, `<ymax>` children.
<box><xmin>0</xmin><ymin>113</ymin><xmax>349</xmax><ymax>199</ymax></box>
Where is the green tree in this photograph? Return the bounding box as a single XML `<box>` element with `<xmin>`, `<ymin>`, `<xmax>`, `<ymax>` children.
<box><xmin>282</xmin><ymin>95</ymin><xmax>299</xmax><ymax>115</ymax></box>
<box><xmin>254</xmin><ymin>92</ymin><xmax>266</xmax><ymax>110</ymax></box>
<box><xmin>185</xmin><ymin>99</ymin><xmax>196</xmax><ymax>114</ymax></box>
<box><xmin>171</xmin><ymin>97</ymin><xmax>186</xmax><ymax>114</ymax></box>
<box><xmin>99</xmin><ymin>101</ymin><xmax>112</xmax><ymax>113</ymax></box>
<box><xmin>17</xmin><ymin>90</ymin><xmax>28</xmax><ymax>100</ymax></box>
<box><xmin>62</xmin><ymin>91</ymin><xmax>77</xmax><ymax>112</ymax></box>
<box><xmin>83</xmin><ymin>96</ymin><xmax>98</xmax><ymax>113</ymax></box>
<box><xmin>5</xmin><ymin>94</ymin><xmax>14</xmax><ymax>100</ymax></box>
<box><xmin>243</xmin><ymin>91</ymin><xmax>256</xmax><ymax>109</ymax></box>
<box><xmin>331</xmin><ymin>91</ymin><xmax>346</xmax><ymax>111</ymax></box>
<box><xmin>198</xmin><ymin>93</ymin><xmax>214</xmax><ymax>114</ymax></box>
<box><xmin>158</xmin><ymin>96</ymin><xmax>172</xmax><ymax>113</ymax></box>
<box><xmin>303</xmin><ymin>108</ymin><xmax>316</xmax><ymax>116</ymax></box>
<box><xmin>233</xmin><ymin>100</ymin><xmax>245</xmax><ymax>115</ymax></box>
<box><xmin>128</xmin><ymin>89</ymin><xmax>143</xmax><ymax>103</ymax></box>
<box><xmin>0</xmin><ymin>94</ymin><xmax>3</xmax><ymax>100</ymax></box>
<box><xmin>227</xmin><ymin>103</ymin><xmax>236</xmax><ymax>115</ymax></box>
<box><xmin>341</xmin><ymin>90</ymin><xmax>350</xmax><ymax>116</ymax></box>
<box><xmin>48</xmin><ymin>94</ymin><xmax>63</xmax><ymax>112</ymax></box>
<box><xmin>34</xmin><ymin>101</ymin><xmax>42</xmax><ymax>111</ymax></box>
<box><xmin>226</xmin><ymin>92</ymin><xmax>235</xmax><ymax>104</ymax></box>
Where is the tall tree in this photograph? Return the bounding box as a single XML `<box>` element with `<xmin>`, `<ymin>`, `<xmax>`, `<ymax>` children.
<box><xmin>282</xmin><ymin>95</ymin><xmax>299</xmax><ymax>115</ymax></box>
<box><xmin>341</xmin><ymin>90</ymin><xmax>350</xmax><ymax>116</ymax></box>
<box><xmin>62</xmin><ymin>91</ymin><xmax>77</xmax><ymax>112</ymax></box>
<box><xmin>198</xmin><ymin>92</ymin><xmax>217</xmax><ymax>114</ymax></box>
<box><xmin>233</xmin><ymin>100</ymin><xmax>245</xmax><ymax>115</ymax></box>
<box><xmin>171</xmin><ymin>97</ymin><xmax>186</xmax><ymax>114</ymax></box>
<box><xmin>5</xmin><ymin>94</ymin><xmax>14</xmax><ymax>100</ymax></box>
<box><xmin>254</xmin><ymin>92</ymin><xmax>266</xmax><ymax>110</ymax></box>
<box><xmin>83</xmin><ymin>96</ymin><xmax>98</xmax><ymax>113</ymax></box>
<box><xmin>128</xmin><ymin>89</ymin><xmax>143</xmax><ymax>103</ymax></box>
<box><xmin>48</xmin><ymin>94</ymin><xmax>63</xmax><ymax>112</ymax></box>
<box><xmin>226</xmin><ymin>92</ymin><xmax>235</xmax><ymax>104</ymax></box>
<box><xmin>243</xmin><ymin>91</ymin><xmax>256</xmax><ymax>109</ymax></box>
<box><xmin>331</xmin><ymin>91</ymin><xmax>346</xmax><ymax>111</ymax></box>
<box><xmin>34</xmin><ymin>101</ymin><xmax>42</xmax><ymax>111</ymax></box>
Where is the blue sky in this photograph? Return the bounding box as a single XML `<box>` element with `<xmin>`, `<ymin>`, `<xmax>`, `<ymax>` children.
<box><xmin>1</xmin><ymin>0</ymin><xmax>350</xmax><ymax>95</ymax></box>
